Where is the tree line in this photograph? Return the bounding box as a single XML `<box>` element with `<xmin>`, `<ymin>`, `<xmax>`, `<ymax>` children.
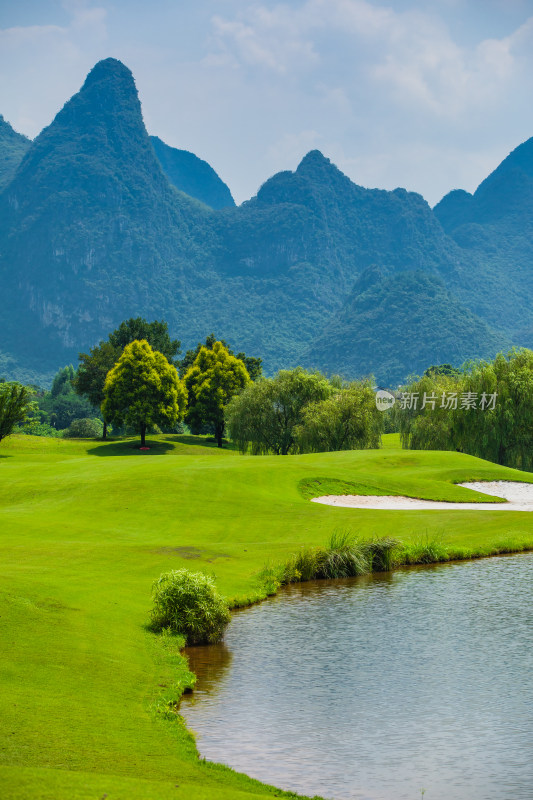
<box><xmin>394</xmin><ymin>349</ymin><xmax>533</xmax><ymax>471</ymax></box>
<box><xmin>0</xmin><ymin>316</ymin><xmax>383</xmax><ymax>453</ymax></box>
<box><xmin>2</xmin><ymin>321</ymin><xmax>533</xmax><ymax>469</ymax></box>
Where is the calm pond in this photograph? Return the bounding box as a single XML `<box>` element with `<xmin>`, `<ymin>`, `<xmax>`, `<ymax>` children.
<box><xmin>181</xmin><ymin>553</ymin><xmax>533</xmax><ymax>800</ymax></box>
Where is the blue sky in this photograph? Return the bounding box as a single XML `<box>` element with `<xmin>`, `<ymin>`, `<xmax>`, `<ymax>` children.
<box><xmin>1</xmin><ymin>0</ymin><xmax>533</xmax><ymax>205</ymax></box>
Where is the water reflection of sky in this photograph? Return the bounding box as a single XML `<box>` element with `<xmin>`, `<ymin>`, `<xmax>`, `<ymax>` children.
<box><xmin>181</xmin><ymin>554</ymin><xmax>533</xmax><ymax>800</ymax></box>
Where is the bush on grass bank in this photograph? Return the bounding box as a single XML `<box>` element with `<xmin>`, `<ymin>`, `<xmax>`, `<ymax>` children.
<box><xmin>150</xmin><ymin>569</ymin><xmax>230</xmax><ymax>645</ymax></box>
<box><xmin>63</xmin><ymin>417</ymin><xmax>104</xmax><ymax>438</ymax></box>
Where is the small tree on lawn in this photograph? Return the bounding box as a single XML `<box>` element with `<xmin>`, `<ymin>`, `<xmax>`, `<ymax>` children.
<box><xmin>179</xmin><ymin>333</ymin><xmax>262</xmax><ymax>380</ymax></box>
<box><xmin>184</xmin><ymin>341</ymin><xmax>250</xmax><ymax>447</ymax></box>
<box><xmin>102</xmin><ymin>340</ymin><xmax>187</xmax><ymax>447</ymax></box>
<box><xmin>0</xmin><ymin>383</ymin><xmax>36</xmax><ymax>444</ymax></box>
<box><xmin>76</xmin><ymin>318</ymin><xmax>180</xmax><ymax>438</ymax></box>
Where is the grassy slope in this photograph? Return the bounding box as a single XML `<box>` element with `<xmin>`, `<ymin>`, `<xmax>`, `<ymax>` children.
<box><xmin>1</xmin><ymin>433</ymin><xmax>532</xmax><ymax>799</ymax></box>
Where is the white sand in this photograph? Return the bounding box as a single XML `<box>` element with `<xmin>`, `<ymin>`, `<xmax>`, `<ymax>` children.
<box><xmin>311</xmin><ymin>481</ymin><xmax>533</xmax><ymax>511</ymax></box>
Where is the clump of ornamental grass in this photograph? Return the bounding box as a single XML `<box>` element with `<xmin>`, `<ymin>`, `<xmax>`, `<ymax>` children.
<box><xmin>399</xmin><ymin>532</ymin><xmax>449</xmax><ymax>565</ymax></box>
<box><xmin>361</xmin><ymin>536</ymin><xmax>400</xmax><ymax>572</ymax></box>
<box><xmin>282</xmin><ymin>546</ymin><xmax>327</xmax><ymax>583</ymax></box>
<box><xmin>258</xmin><ymin>564</ymin><xmax>283</xmax><ymax>595</ymax></box>
<box><xmin>150</xmin><ymin>569</ymin><xmax>230</xmax><ymax>645</ymax></box>
<box><xmin>261</xmin><ymin>531</ymin><xmax>401</xmax><ymax>590</ymax></box>
<box><xmin>318</xmin><ymin>530</ymin><xmax>372</xmax><ymax>578</ymax></box>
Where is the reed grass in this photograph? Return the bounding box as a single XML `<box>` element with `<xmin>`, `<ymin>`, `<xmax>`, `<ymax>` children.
<box><xmin>260</xmin><ymin>528</ymin><xmax>532</xmax><ymax>592</ymax></box>
<box><xmin>259</xmin><ymin>530</ymin><xmax>402</xmax><ymax>588</ymax></box>
<box><xmin>398</xmin><ymin>531</ymin><xmax>449</xmax><ymax>565</ymax></box>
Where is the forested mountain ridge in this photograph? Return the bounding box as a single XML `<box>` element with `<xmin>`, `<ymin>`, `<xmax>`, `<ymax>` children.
<box><xmin>150</xmin><ymin>136</ymin><xmax>235</xmax><ymax>210</ymax></box>
<box><xmin>0</xmin><ymin>58</ymin><xmax>530</xmax><ymax>386</ymax></box>
<box><xmin>433</xmin><ymin>137</ymin><xmax>533</xmax><ymax>338</ymax></box>
<box><xmin>306</xmin><ymin>267</ymin><xmax>511</xmax><ymax>386</ymax></box>
<box><xmin>0</xmin><ymin>58</ymin><xmax>215</xmax><ymax>378</ymax></box>
<box><xmin>0</xmin><ymin>115</ymin><xmax>31</xmax><ymax>191</ymax></box>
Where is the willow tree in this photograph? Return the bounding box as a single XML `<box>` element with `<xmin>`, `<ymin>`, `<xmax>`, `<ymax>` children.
<box><xmin>454</xmin><ymin>349</ymin><xmax>533</xmax><ymax>469</ymax></box>
<box><xmin>102</xmin><ymin>340</ymin><xmax>187</xmax><ymax>447</ymax></box>
<box><xmin>296</xmin><ymin>380</ymin><xmax>383</xmax><ymax>453</ymax></box>
<box><xmin>184</xmin><ymin>341</ymin><xmax>249</xmax><ymax>448</ymax></box>
<box><xmin>395</xmin><ymin>370</ymin><xmax>464</xmax><ymax>451</ymax></box>
<box><xmin>226</xmin><ymin>367</ymin><xmax>333</xmax><ymax>455</ymax></box>
<box><xmin>396</xmin><ymin>349</ymin><xmax>533</xmax><ymax>470</ymax></box>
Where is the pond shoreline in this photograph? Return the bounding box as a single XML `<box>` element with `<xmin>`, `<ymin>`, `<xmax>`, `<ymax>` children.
<box><xmin>181</xmin><ymin>551</ymin><xmax>533</xmax><ymax>800</ymax></box>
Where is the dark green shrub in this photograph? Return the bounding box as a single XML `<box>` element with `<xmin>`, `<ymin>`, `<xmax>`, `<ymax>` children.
<box><xmin>150</xmin><ymin>569</ymin><xmax>230</xmax><ymax>644</ymax></box>
<box><xmin>64</xmin><ymin>417</ymin><xmax>104</xmax><ymax>438</ymax></box>
<box><xmin>20</xmin><ymin>421</ymin><xmax>61</xmax><ymax>437</ymax></box>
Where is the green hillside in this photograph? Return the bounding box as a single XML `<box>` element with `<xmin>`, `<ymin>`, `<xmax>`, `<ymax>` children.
<box><xmin>0</xmin><ymin>59</ymin><xmax>214</xmax><ymax>381</ymax></box>
<box><xmin>151</xmin><ymin>135</ymin><xmax>235</xmax><ymax>209</ymax></box>
<box><xmin>306</xmin><ymin>267</ymin><xmax>510</xmax><ymax>385</ymax></box>
<box><xmin>1</xmin><ymin>433</ymin><xmax>532</xmax><ymax>799</ymax></box>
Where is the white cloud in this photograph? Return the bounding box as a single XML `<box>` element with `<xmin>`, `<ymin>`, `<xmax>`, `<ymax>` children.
<box><xmin>208</xmin><ymin>0</ymin><xmax>533</xmax><ymax>119</ymax></box>
<box><xmin>266</xmin><ymin>129</ymin><xmax>324</xmax><ymax>172</ymax></box>
<box><xmin>210</xmin><ymin>10</ymin><xmax>318</xmax><ymax>74</ymax></box>
<box><xmin>63</xmin><ymin>0</ymin><xmax>108</xmax><ymax>39</ymax></box>
<box><xmin>1</xmin><ymin>0</ymin><xmax>532</xmax><ymax>207</ymax></box>
<box><xmin>0</xmin><ymin>2</ymin><xmax>109</xmax><ymax>137</ymax></box>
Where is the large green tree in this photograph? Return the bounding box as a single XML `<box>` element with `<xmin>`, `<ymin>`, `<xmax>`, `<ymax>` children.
<box><xmin>102</xmin><ymin>340</ymin><xmax>187</xmax><ymax>447</ymax></box>
<box><xmin>296</xmin><ymin>381</ymin><xmax>382</xmax><ymax>453</ymax></box>
<box><xmin>226</xmin><ymin>367</ymin><xmax>333</xmax><ymax>455</ymax></box>
<box><xmin>184</xmin><ymin>341</ymin><xmax>249</xmax><ymax>447</ymax></box>
<box><xmin>0</xmin><ymin>382</ymin><xmax>35</xmax><ymax>444</ymax></box>
<box><xmin>396</xmin><ymin>370</ymin><xmax>463</xmax><ymax>452</ymax></box>
<box><xmin>179</xmin><ymin>333</ymin><xmax>262</xmax><ymax>380</ymax></box>
<box><xmin>455</xmin><ymin>349</ymin><xmax>533</xmax><ymax>468</ymax></box>
<box><xmin>75</xmin><ymin>342</ymin><xmax>117</xmax><ymax>438</ymax></box>
<box><xmin>108</xmin><ymin>318</ymin><xmax>180</xmax><ymax>365</ymax></box>
<box><xmin>76</xmin><ymin>318</ymin><xmax>180</xmax><ymax>437</ymax></box>
<box><xmin>38</xmin><ymin>365</ymin><xmax>96</xmax><ymax>430</ymax></box>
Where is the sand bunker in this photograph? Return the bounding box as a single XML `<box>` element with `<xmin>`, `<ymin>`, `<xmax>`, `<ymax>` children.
<box><xmin>311</xmin><ymin>481</ymin><xmax>533</xmax><ymax>511</ymax></box>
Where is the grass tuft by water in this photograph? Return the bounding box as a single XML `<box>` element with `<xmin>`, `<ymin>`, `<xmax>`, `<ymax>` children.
<box><xmin>398</xmin><ymin>531</ymin><xmax>449</xmax><ymax>564</ymax></box>
<box><xmin>258</xmin><ymin>530</ymin><xmax>402</xmax><ymax>589</ymax></box>
<box><xmin>259</xmin><ymin>528</ymin><xmax>533</xmax><ymax>592</ymax></box>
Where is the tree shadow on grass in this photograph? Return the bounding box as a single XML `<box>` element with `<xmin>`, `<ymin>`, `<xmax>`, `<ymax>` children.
<box><xmin>87</xmin><ymin>438</ymin><xmax>176</xmax><ymax>457</ymax></box>
<box><xmin>170</xmin><ymin>434</ymin><xmax>240</xmax><ymax>451</ymax></box>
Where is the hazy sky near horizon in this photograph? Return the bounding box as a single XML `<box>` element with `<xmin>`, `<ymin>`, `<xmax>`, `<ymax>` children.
<box><xmin>1</xmin><ymin>0</ymin><xmax>533</xmax><ymax>205</ymax></box>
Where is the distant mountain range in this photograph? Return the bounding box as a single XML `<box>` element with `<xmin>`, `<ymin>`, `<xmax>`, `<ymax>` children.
<box><xmin>0</xmin><ymin>58</ymin><xmax>531</xmax><ymax>386</ymax></box>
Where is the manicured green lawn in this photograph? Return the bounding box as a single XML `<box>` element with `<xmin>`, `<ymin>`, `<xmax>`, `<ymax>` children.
<box><xmin>1</xmin><ymin>433</ymin><xmax>532</xmax><ymax>799</ymax></box>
